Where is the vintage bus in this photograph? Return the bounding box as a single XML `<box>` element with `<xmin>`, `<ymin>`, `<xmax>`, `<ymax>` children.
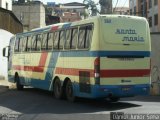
<box><xmin>3</xmin><ymin>15</ymin><xmax>151</xmax><ymax>102</ymax></box>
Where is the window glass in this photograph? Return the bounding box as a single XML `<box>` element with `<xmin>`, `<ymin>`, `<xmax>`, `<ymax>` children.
<box><xmin>9</xmin><ymin>37</ymin><xmax>15</xmax><ymax>53</ymax></box>
<box><xmin>71</xmin><ymin>28</ymin><xmax>78</xmax><ymax>49</ymax></box>
<box><xmin>154</xmin><ymin>0</ymin><xmax>158</xmax><ymax>6</ymax></box>
<box><xmin>31</xmin><ymin>35</ymin><xmax>37</xmax><ymax>51</ymax></box>
<box><xmin>14</xmin><ymin>38</ymin><xmax>19</xmax><ymax>52</ymax></box>
<box><xmin>27</xmin><ymin>36</ymin><xmax>32</xmax><ymax>52</ymax></box>
<box><xmin>48</xmin><ymin>33</ymin><xmax>54</xmax><ymax>50</ymax></box>
<box><xmin>64</xmin><ymin>29</ymin><xmax>71</xmax><ymax>49</ymax></box>
<box><xmin>149</xmin><ymin>0</ymin><xmax>152</xmax><ymax>8</ymax></box>
<box><xmin>37</xmin><ymin>34</ymin><xmax>42</xmax><ymax>51</ymax></box>
<box><xmin>59</xmin><ymin>30</ymin><xmax>65</xmax><ymax>49</ymax></box>
<box><xmin>154</xmin><ymin>14</ymin><xmax>158</xmax><ymax>25</ymax></box>
<box><xmin>19</xmin><ymin>37</ymin><xmax>24</xmax><ymax>52</ymax></box>
<box><xmin>149</xmin><ymin>17</ymin><xmax>152</xmax><ymax>27</ymax></box>
<box><xmin>41</xmin><ymin>33</ymin><xmax>48</xmax><ymax>50</ymax></box>
<box><xmin>53</xmin><ymin>32</ymin><xmax>59</xmax><ymax>49</ymax></box>
<box><xmin>78</xmin><ymin>26</ymin><xmax>86</xmax><ymax>49</ymax></box>
<box><xmin>22</xmin><ymin>37</ymin><xmax>28</xmax><ymax>52</ymax></box>
<box><xmin>78</xmin><ymin>25</ymin><xmax>93</xmax><ymax>49</ymax></box>
<box><xmin>85</xmin><ymin>25</ymin><xmax>93</xmax><ymax>48</ymax></box>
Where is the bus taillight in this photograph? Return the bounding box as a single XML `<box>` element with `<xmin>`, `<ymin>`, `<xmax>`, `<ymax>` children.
<box><xmin>94</xmin><ymin>57</ymin><xmax>100</xmax><ymax>84</ymax></box>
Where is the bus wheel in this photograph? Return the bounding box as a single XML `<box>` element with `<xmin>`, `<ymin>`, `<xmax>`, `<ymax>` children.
<box><xmin>65</xmin><ymin>80</ymin><xmax>75</xmax><ymax>102</ymax></box>
<box><xmin>53</xmin><ymin>78</ymin><xmax>63</xmax><ymax>99</ymax></box>
<box><xmin>109</xmin><ymin>97</ymin><xmax>120</xmax><ymax>102</ymax></box>
<box><xmin>15</xmin><ymin>75</ymin><xmax>24</xmax><ymax>90</ymax></box>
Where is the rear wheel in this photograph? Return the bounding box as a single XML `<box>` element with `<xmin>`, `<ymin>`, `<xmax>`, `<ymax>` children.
<box><xmin>53</xmin><ymin>78</ymin><xmax>63</xmax><ymax>99</ymax></box>
<box><xmin>15</xmin><ymin>75</ymin><xmax>23</xmax><ymax>90</ymax></box>
<box><xmin>65</xmin><ymin>80</ymin><xmax>75</xmax><ymax>102</ymax></box>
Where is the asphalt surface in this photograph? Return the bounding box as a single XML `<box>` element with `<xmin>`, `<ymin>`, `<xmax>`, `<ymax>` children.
<box><xmin>0</xmin><ymin>80</ymin><xmax>160</xmax><ymax>120</ymax></box>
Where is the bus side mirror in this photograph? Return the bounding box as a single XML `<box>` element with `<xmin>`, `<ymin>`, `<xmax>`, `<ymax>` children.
<box><xmin>3</xmin><ymin>47</ymin><xmax>9</xmax><ymax>57</ymax></box>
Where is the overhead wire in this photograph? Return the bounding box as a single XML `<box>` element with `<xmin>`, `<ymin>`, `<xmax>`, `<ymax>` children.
<box><xmin>120</xmin><ymin>0</ymin><xmax>128</xmax><ymax>12</ymax></box>
<box><xmin>113</xmin><ymin>0</ymin><xmax>119</xmax><ymax>13</ymax></box>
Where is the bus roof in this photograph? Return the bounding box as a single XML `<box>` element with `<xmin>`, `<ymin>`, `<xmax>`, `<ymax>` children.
<box><xmin>16</xmin><ymin>15</ymin><xmax>147</xmax><ymax>38</ymax></box>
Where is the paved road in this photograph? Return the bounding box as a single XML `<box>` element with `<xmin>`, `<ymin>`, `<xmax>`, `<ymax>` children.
<box><xmin>0</xmin><ymin>82</ymin><xmax>160</xmax><ymax>120</ymax></box>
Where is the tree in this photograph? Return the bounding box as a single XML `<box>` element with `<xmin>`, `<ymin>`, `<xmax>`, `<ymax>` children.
<box><xmin>83</xmin><ymin>0</ymin><xmax>99</xmax><ymax>16</ymax></box>
<box><xmin>99</xmin><ymin>0</ymin><xmax>112</xmax><ymax>14</ymax></box>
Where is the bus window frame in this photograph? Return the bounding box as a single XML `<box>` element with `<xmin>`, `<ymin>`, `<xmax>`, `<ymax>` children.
<box><xmin>47</xmin><ymin>32</ymin><xmax>54</xmax><ymax>51</ymax></box>
<box><xmin>14</xmin><ymin>37</ymin><xmax>20</xmax><ymax>53</ymax></box>
<box><xmin>41</xmin><ymin>32</ymin><xmax>48</xmax><ymax>51</ymax></box>
<box><xmin>63</xmin><ymin>27</ymin><xmax>78</xmax><ymax>51</ymax></box>
<box><xmin>77</xmin><ymin>24</ymin><xmax>94</xmax><ymax>50</ymax></box>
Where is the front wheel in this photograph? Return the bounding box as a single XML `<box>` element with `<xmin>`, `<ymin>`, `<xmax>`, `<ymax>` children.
<box><xmin>15</xmin><ymin>75</ymin><xmax>24</xmax><ymax>90</ymax></box>
<box><xmin>65</xmin><ymin>80</ymin><xmax>75</xmax><ymax>102</ymax></box>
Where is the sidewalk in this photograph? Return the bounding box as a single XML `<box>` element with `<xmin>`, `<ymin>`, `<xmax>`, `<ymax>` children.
<box><xmin>0</xmin><ymin>79</ymin><xmax>9</xmax><ymax>93</ymax></box>
<box><xmin>0</xmin><ymin>79</ymin><xmax>9</xmax><ymax>86</ymax></box>
<box><xmin>0</xmin><ymin>79</ymin><xmax>15</xmax><ymax>93</ymax></box>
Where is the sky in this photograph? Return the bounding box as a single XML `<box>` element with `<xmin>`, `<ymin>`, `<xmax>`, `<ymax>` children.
<box><xmin>40</xmin><ymin>0</ymin><xmax>129</xmax><ymax>7</ymax></box>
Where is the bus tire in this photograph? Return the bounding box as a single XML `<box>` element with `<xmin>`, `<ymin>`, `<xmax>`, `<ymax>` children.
<box><xmin>65</xmin><ymin>80</ymin><xmax>75</xmax><ymax>102</ymax></box>
<box><xmin>15</xmin><ymin>75</ymin><xmax>24</xmax><ymax>90</ymax></box>
<box><xmin>53</xmin><ymin>78</ymin><xmax>63</xmax><ymax>99</ymax></box>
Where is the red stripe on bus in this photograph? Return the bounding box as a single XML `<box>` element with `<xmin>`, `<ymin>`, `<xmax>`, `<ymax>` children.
<box><xmin>13</xmin><ymin>66</ymin><xmax>44</xmax><ymax>72</ymax></box>
<box><xmin>100</xmin><ymin>69</ymin><xmax>150</xmax><ymax>77</ymax></box>
<box><xmin>55</xmin><ymin>67</ymin><xmax>95</xmax><ymax>77</ymax></box>
<box><xmin>39</xmin><ymin>52</ymin><xmax>48</xmax><ymax>66</ymax></box>
<box><xmin>13</xmin><ymin>52</ymin><xmax>48</xmax><ymax>72</ymax></box>
<box><xmin>55</xmin><ymin>67</ymin><xmax>150</xmax><ymax>78</ymax></box>
<box><xmin>51</xmin><ymin>26</ymin><xmax>59</xmax><ymax>31</ymax></box>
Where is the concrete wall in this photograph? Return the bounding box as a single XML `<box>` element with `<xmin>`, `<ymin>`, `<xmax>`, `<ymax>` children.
<box><xmin>0</xmin><ymin>8</ymin><xmax>23</xmax><ymax>34</ymax></box>
<box><xmin>149</xmin><ymin>0</ymin><xmax>160</xmax><ymax>32</ymax></box>
<box><xmin>0</xmin><ymin>0</ymin><xmax>12</xmax><ymax>10</ymax></box>
<box><xmin>13</xmin><ymin>2</ymin><xmax>46</xmax><ymax>31</ymax></box>
<box><xmin>151</xmin><ymin>33</ymin><xmax>160</xmax><ymax>95</ymax></box>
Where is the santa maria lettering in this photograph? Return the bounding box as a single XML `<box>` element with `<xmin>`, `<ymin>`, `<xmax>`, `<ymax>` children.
<box><xmin>115</xmin><ymin>29</ymin><xmax>145</xmax><ymax>42</ymax></box>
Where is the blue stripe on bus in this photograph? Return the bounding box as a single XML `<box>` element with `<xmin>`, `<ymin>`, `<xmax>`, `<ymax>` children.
<box><xmin>9</xmin><ymin>74</ymin><xmax>150</xmax><ymax>98</ymax></box>
<box><xmin>73</xmin><ymin>84</ymin><xmax>150</xmax><ymax>98</ymax></box>
<box><xmin>30</xmin><ymin>52</ymin><xmax>60</xmax><ymax>90</ymax></box>
<box><xmin>16</xmin><ymin>27</ymin><xmax>51</xmax><ymax>37</ymax></box>
<box><xmin>60</xmin><ymin>51</ymin><xmax>151</xmax><ymax>57</ymax></box>
<box><xmin>62</xmin><ymin>23</ymin><xmax>72</xmax><ymax>29</ymax></box>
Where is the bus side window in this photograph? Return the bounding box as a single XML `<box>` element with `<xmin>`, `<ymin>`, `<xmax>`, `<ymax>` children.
<box><xmin>48</xmin><ymin>33</ymin><xmax>54</xmax><ymax>50</ymax></box>
<box><xmin>27</xmin><ymin>36</ymin><xmax>31</xmax><ymax>52</ymax></box>
<box><xmin>37</xmin><ymin>34</ymin><xmax>42</xmax><ymax>51</ymax></box>
<box><xmin>19</xmin><ymin>37</ymin><xmax>23</xmax><ymax>52</ymax></box>
<box><xmin>41</xmin><ymin>33</ymin><xmax>48</xmax><ymax>51</ymax></box>
<box><xmin>78</xmin><ymin>25</ymin><xmax>93</xmax><ymax>49</ymax></box>
<box><xmin>31</xmin><ymin>35</ymin><xmax>37</xmax><ymax>51</ymax></box>
<box><xmin>78</xmin><ymin>26</ymin><xmax>86</xmax><ymax>49</ymax></box>
<box><xmin>59</xmin><ymin>30</ymin><xmax>65</xmax><ymax>50</ymax></box>
<box><xmin>64</xmin><ymin>29</ymin><xmax>71</xmax><ymax>49</ymax></box>
<box><xmin>14</xmin><ymin>38</ymin><xmax>20</xmax><ymax>52</ymax></box>
<box><xmin>71</xmin><ymin>28</ymin><xmax>78</xmax><ymax>49</ymax></box>
<box><xmin>22</xmin><ymin>37</ymin><xmax>27</xmax><ymax>52</ymax></box>
<box><xmin>53</xmin><ymin>31</ymin><xmax>59</xmax><ymax>50</ymax></box>
<box><xmin>85</xmin><ymin>25</ymin><xmax>93</xmax><ymax>48</ymax></box>
<box><xmin>9</xmin><ymin>37</ymin><xmax>15</xmax><ymax>53</ymax></box>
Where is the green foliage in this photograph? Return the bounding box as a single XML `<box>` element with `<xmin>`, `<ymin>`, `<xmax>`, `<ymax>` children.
<box><xmin>83</xmin><ymin>0</ymin><xmax>99</xmax><ymax>16</ymax></box>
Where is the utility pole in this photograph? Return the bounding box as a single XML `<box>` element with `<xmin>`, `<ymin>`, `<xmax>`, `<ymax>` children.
<box><xmin>99</xmin><ymin>0</ymin><xmax>112</xmax><ymax>14</ymax></box>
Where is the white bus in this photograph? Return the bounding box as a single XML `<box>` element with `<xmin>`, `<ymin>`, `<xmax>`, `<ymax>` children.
<box><xmin>3</xmin><ymin>15</ymin><xmax>151</xmax><ymax>102</ymax></box>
